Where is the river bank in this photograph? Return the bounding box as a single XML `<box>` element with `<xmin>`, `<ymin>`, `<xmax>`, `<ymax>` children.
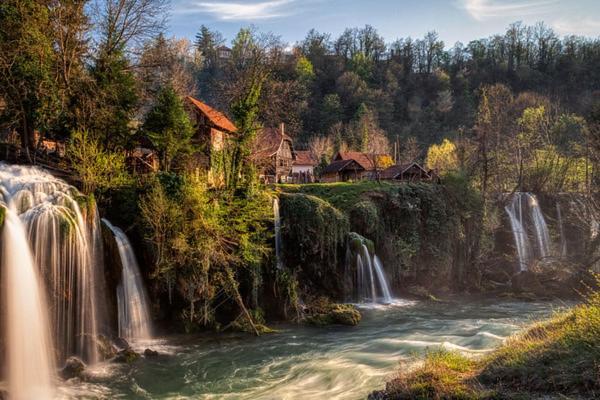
<box><xmin>370</xmin><ymin>289</ymin><xmax>598</xmax><ymax>400</ymax></box>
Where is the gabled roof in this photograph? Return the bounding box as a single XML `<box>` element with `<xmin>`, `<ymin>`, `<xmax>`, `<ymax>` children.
<box><xmin>381</xmin><ymin>162</ymin><xmax>430</xmax><ymax>179</ymax></box>
<box><xmin>252</xmin><ymin>127</ymin><xmax>294</xmax><ymax>160</ymax></box>
<box><xmin>186</xmin><ymin>96</ymin><xmax>237</xmax><ymax>133</ymax></box>
<box><xmin>322</xmin><ymin>159</ymin><xmax>364</xmax><ymax>174</ymax></box>
<box><xmin>293</xmin><ymin>150</ymin><xmax>318</xmax><ymax>166</ymax></box>
<box><xmin>334</xmin><ymin>151</ymin><xmax>373</xmax><ymax>170</ymax></box>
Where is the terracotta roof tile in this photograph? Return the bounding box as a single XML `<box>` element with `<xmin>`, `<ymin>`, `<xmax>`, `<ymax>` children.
<box><xmin>186</xmin><ymin>96</ymin><xmax>237</xmax><ymax>133</ymax></box>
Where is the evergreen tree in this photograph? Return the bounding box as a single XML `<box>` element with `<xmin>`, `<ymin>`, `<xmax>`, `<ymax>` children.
<box><xmin>143</xmin><ymin>86</ymin><xmax>194</xmax><ymax>171</ymax></box>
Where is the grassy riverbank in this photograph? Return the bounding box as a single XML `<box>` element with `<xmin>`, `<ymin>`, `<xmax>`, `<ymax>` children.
<box><xmin>372</xmin><ymin>285</ymin><xmax>600</xmax><ymax>399</ymax></box>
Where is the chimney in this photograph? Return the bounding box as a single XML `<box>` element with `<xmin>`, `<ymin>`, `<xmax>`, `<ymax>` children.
<box><xmin>280</xmin><ymin>122</ymin><xmax>285</xmax><ymax>136</ymax></box>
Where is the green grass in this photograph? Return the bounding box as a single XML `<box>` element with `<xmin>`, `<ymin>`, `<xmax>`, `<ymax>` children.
<box><xmin>382</xmin><ymin>286</ymin><xmax>600</xmax><ymax>399</ymax></box>
<box><xmin>278</xmin><ymin>181</ymin><xmax>411</xmax><ymax>211</ymax></box>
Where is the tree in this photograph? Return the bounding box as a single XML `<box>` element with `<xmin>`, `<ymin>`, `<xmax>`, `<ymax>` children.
<box><xmin>66</xmin><ymin>130</ymin><xmax>130</xmax><ymax>194</ymax></box>
<box><xmin>426</xmin><ymin>138</ymin><xmax>459</xmax><ymax>175</ymax></box>
<box><xmin>143</xmin><ymin>86</ymin><xmax>194</xmax><ymax>171</ymax></box>
<box><xmin>0</xmin><ymin>0</ymin><xmax>57</xmax><ymax>160</ymax></box>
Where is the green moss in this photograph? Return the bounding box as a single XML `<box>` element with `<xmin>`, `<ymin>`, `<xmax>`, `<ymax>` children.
<box><xmin>0</xmin><ymin>205</ymin><xmax>5</xmax><ymax>228</ymax></box>
<box><xmin>305</xmin><ymin>302</ymin><xmax>361</xmax><ymax>326</ymax></box>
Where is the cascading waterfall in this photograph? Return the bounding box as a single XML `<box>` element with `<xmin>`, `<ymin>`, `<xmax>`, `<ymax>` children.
<box><xmin>347</xmin><ymin>238</ymin><xmax>393</xmax><ymax>304</ymax></box>
<box><xmin>273</xmin><ymin>197</ymin><xmax>283</xmax><ymax>269</ymax></box>
<box><xmin>505</xmin><ymin>192</ymin><xmax>553</xmax><ymax>271</ymax></box>
<box><xmin>102</xmin><ymin>219</ymin><xmax>153</xmax><ymax>340</ymax></box>
<box><xmin>0</xmin><ymin>163</ymin><xmax>106</xmax><ymax>369</ymax></box>
<box><xmin>1</xmin><ymin>209</ymin><xmax>55</xmax><ymax>399</ymax></box>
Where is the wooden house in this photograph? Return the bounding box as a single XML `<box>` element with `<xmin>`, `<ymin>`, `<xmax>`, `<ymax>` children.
<box><xmin>320</xmin><ymin>159</ymin><xmax>365</xmax><ymax>182</ymax></box>
<box><xmin>185</xmin><ymin>96</ymin><xmax>237</xmax><ymax>173</ymax></box>
<box><xmin>381</xmin><ymin>162</ymin><xmax>433</xmax><ymax>182</ymax></box>
<box><xmin>252</xmin><ymin>123</ymin><xmax>295</xmax><ymax>183</ymax></box>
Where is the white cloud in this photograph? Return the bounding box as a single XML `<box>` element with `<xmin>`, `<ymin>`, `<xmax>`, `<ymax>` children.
<box><xmin>457</xmin><ymin>0</ymin><xmax>559</xmax><ymax>21</ymax></box>
<box><xmin>180</xmin><ymin>0</ymin><xmax>296</xmax><ymax>20</ymax></box>
<box><xmin>553</xmin><ymin>18</ymin><xmax>600</xmax><ymax>36</ymax></box>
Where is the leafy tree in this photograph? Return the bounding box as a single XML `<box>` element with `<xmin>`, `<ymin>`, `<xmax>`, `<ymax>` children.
<box><xmin>0</xmin><ymin>0</ymin><xmax>57</xmax><ymax>159</ymax></box>
<box><xmin>426</xmin><ymin>138</ymin><xmax>459</xmax><ymax>174</ymax></box>
<box><xmin>66</xmin><ymin>130</ymin><xmax>130</xmax><ymax>194</ymax></box>
<box><xmin>143</xmin><ymin>86</ymin><xmax>194</xmax><ymax>171</ymax></box>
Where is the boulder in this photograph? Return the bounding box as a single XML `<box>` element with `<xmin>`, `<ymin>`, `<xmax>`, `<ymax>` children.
<box><xmin>60</xmin><ymin>357</ymin><xmax>86</xmax><ymax>380</ymax></box>
<box><xmin>96</xmin><ymin>334</ymin><xmax>118</xmax><ymax>360</ymax></box>
<box><xmin>113</xmin><ymin>337</ymin><xmax>130</xmax><ymax>350</ymax></box>
<box><xmin>305</xmin><ymin>302</ymin><xmax>361</xmax><ymax>326</ymax></box>
<box><xmin>113</xmin><ymin>348</ymin><xmax>140</xmax><ymax>363</ymax></box>
<box><xmin>144</xmin><ymin>348</ymin><xmax>158</xmax><ymax>358</ymax></box>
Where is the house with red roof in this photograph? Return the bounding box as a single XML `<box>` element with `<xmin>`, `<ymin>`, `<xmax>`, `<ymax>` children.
<box><xmin>185</xmin><ymin>96</ymin><xmax>237</xmax><ymax>176</ymax></box>
<box><xmin>322</xmin><ymin>151</ymin><xmax>393</xmax><ymax>181</ymax></box>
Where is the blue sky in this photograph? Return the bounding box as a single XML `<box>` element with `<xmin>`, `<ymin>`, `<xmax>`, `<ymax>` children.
<box><xmin>169</xmin><ymin>0</ymin><xmax>600</xmax><ymax>46</ymax></box>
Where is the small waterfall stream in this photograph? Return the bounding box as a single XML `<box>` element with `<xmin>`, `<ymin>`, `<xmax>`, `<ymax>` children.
<box><xmin>505</xmin><ymin>192</ymin><xmax>553</xmax><ymax>271</ymax></box>
<box><xmin>102</xmin><ymin>219</ymin><xmax>153</xmax><ymax>340</ymax></box>
<box><xmin>347</xmin><ymin>237</ymin><xmax>393</xmax><ymax>304</ymax></box>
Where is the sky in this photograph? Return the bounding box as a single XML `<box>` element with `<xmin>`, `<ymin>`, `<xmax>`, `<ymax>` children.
<box><xmin>169</xmin><ymin>0</ymin><xmax>600</xmax><ymax>47</ymax></box>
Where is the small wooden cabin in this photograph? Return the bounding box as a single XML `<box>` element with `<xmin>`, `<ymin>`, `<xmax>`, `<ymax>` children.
<box><xmin>381</xmin><ymin>162</ymin><xmax>432</xmax><ymax>182</ymax></box>
<box><xmin>320</xmin><ymin>159</ymin><xmax>365</xmax><ymax>182</ymax></box>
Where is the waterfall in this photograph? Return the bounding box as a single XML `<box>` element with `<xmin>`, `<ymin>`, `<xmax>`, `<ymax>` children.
<box><xmin>102</xmin><ymin>219</ymin><xmax>153</xmax><ymax>340</ymax></box>
<box><xmin>2</xmin><ymin>209</ymin><xmax>55</xmax><ymax>399</ymax></box>
<box><xmin>0</xmin><ymin>163</ymin><xmax>105</xmax><ymax>366</ymax></box>
<box><xmin>347</xmin><ymin>237</ymin><xmax>393</xmax><ymax>304</ymax></box>
<box><xmin>556</xmin><ymin>202</ymin><xmax>567</xmax><ymax>258</ymax></box>
<box><xmin>373</xmin><ymin>255</ymin><xmax>393</xmax><ymax>304</ymax></box>
<box><xmin>273</xmin><ymin>197</ymin><xmax>283</xmax><ymax>269</ymax></box>
<box><xmin>505</xmin><ymin>192</ymin><xmax>553</xmax><ymax>271</ymax></box>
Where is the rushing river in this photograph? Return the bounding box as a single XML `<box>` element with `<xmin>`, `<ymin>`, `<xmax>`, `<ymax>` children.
<box><xmin>59</xmin><ymin>298</ymin><xmax>569</xmax><ymax>400</ymax></box>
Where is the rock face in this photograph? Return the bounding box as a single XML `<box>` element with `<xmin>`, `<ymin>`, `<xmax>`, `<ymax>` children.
<box><xmin>60</xmin><ymin>357</ymin><xmax>86</xmax><ymax>380</ymax></box>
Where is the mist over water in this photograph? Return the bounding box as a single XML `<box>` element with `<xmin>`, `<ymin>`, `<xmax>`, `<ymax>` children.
<box><xmin>59</xmin><ymin>299</ymin><xmax>565</xmax><ymax>400</ymax></box>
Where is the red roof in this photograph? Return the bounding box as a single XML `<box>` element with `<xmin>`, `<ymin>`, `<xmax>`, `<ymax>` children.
<box><xmin>334</xmin><ymin>151</ymin><xmax>378</xmax><ymax>171</ymax></box>
<box><xmin>186</xmin><ymin>96</ymin><xmax>237</xmax><ymax>133</ymax></box>
<box><xmin>293</xmin><ymin>150</ymin><xmax>317</xmax><ymax>166</ymax></box>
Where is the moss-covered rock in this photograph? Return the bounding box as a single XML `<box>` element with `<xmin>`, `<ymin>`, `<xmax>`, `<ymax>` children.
<box><xmin>279</xmin><ymin>193</ymin><xmax>349</xmax><ymax>297</ymax></box>
<box><xmin>113</xmin><ymin>348</ymin><xmax>140</xmax><ymax>363</ymax></box>
<box><xmin>304</xmin><ymin>297</ymin><xmax>361</xmax><ymax>326</ymax></box>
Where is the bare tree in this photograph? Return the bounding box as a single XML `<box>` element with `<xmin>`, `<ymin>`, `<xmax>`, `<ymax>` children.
<box><xmin>92</xmin><ymin>0</ymin><xmax>169</xmax><ymax>54</ymax></box>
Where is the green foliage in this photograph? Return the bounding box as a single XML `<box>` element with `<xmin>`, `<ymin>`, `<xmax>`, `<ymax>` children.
<box><xmin>143</xmin><ymin>85</ymin><xmax>194</xmax><ymax>171</ymax></box>
<box><xmin>66</xmin><ymin>130</ymin><xmax>131</xmax><ymax>195</ymax></box>
<box><xmin>89</xmin><ymin>46</ymin><xmax>138</xmax><ymax>148</ymax></box>
<box><xmin>0</xmin><ymin>0</ymin><xmax>57</xmax><ymax>152</ymax></box>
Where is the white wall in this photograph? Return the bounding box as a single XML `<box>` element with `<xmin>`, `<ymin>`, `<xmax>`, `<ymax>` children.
<box><xmin>292</xmin><ymin>165</ymin><xmax>314</xmax><ymax>174</ymax></box>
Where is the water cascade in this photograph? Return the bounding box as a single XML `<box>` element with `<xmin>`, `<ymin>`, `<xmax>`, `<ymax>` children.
<box><xmin>346</xmin><ymin>235</ymin><xmax>393</xmax><ymax>304</ymax></box>
<box><xmin>102</xmin><ymin>219</ymin><xmax>153</xmax><ymax>340</ymax></box>
<box><xmin>0</xmin><ymin>163</ymin><xmax>108</xmax><ymax>398</ymax></box>
<box><xmin>1</xmin><ymin>209</ymin><xmax>55</xmax><ymax>399</ymax></box>
<box><xmin>273</xmin><ymin>197</ymin><xmax>283</xmax><ymax>269</ymax></box>
<box><xmin>505</xmin><ymin>192</ymin><xmax>553</xmax><ymax>271</ymax></box>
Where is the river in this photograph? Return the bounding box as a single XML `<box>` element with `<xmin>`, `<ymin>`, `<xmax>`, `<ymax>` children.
<box><xmin>59</xmin><ymin>298</ymin><xmax>570</xmax><ymax>400</ymax></box>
